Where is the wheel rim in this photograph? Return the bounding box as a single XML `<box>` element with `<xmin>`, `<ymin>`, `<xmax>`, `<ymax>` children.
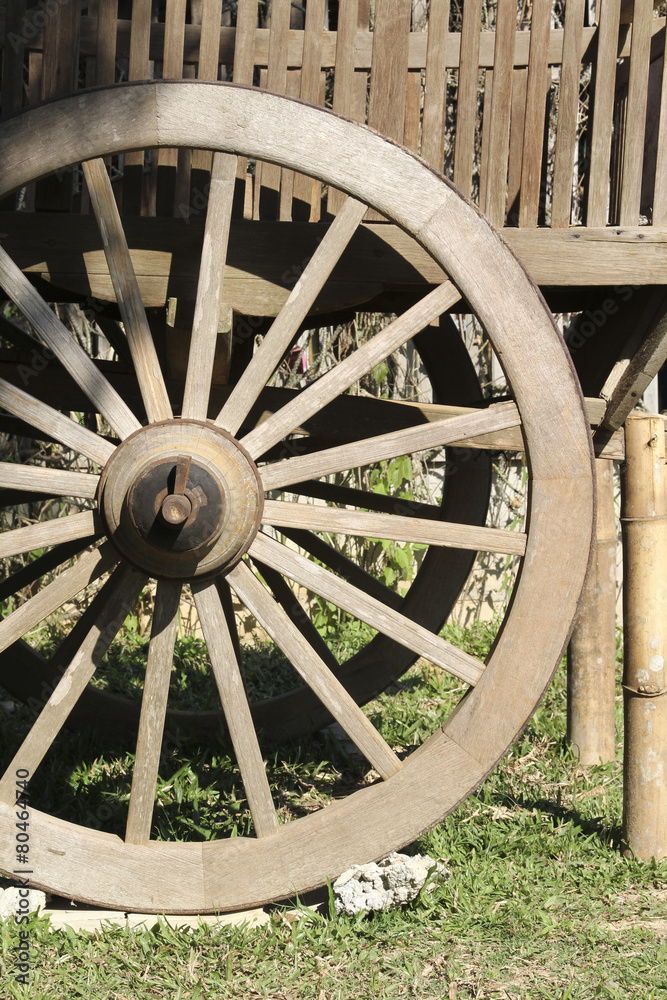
<box><xmin>0</xmin><ymin>81</ymin><xmax>594</xmax><ymax>912</ymax></box>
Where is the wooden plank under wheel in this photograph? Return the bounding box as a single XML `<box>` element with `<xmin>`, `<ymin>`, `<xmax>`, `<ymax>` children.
<box><xmin>0</xmin><ymin>82</ymin><xmax>594</xmax><ymax>912</ymax></box>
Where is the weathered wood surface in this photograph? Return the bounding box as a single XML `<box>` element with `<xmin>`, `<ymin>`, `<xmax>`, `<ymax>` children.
<box><xmin>83</xmin><ymin>157</ymin><xmax>173</xmax><ymax>423</ymax></box>
<box><xmin>0</xmin><ymin>81</ymin><xmax>595</xmax><ymax>914</ymax></box>
<box><xmin>194</xmin><ymin>577</ymin><xmax>280</xmax><ymax>837</ymax></box>
<box><xmin>2</xmin><ymin>5</ymin><xmax>664</xmax><ymax>237</ymax></box>
<box><xmin>551</xmin><ymin>0</ymin><xmax>586</xmax><ymax>228</ymax></box>
<box><xmin>0</xmin><ymin>510</ymin><xmax>102</xmax><ymax>560</ymax></box>
<box><xmin>6</xmin><ymin>213</ymin><xmax>667</xmax><ymax>300</ymax></box>
<box><xmin>0</xmin><ymin>464</ymin><xmax>100</xmax><ymax>499</ymax></box>
<box><xmin>0</xmin><ymin>17</ymin><xmax>613</xmax><ymax>69</ymax></box>
<box><xmin>262</xmin><ymin>500</ymin><xmax>527</xmax><ymax>556</ymax></box>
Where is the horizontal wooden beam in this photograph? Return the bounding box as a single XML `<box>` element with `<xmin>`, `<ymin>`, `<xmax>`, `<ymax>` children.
<box><xmin>0</xmin><ymin>350</ymin><xmax>627</xmax><ymax>459</ymax></box>
<box><xmin>0</xmin><ymin>18</ymin><xmax>605</xmax><ymax>71</ymax></box>
<box><xmin>3</xmin><ymin>215</ymin><xmax>667</xmax><ymax>307</ymax></box>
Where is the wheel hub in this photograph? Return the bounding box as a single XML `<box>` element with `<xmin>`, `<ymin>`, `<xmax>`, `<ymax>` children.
<box><xmin>99</xmin><ymin>420</ymin><xmax>263</xmax><ymax>579</ymax></box>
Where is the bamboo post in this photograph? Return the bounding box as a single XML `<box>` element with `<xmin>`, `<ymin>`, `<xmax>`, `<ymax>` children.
<box><xmin>621</xmin><ymin>412</ymin><xmax>667</xmax><ymax>861</ymax></box>
<box><xmin>567</xmin><ymin>458</ymin><xmax>617</xmax><ymax>764</ymax></box>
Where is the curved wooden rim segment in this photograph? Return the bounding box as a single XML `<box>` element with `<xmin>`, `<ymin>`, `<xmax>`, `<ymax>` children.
<box><xmin>0</xmin><ymin>82</ymin><xmax>594</xmax><ymax>912</ymax></box>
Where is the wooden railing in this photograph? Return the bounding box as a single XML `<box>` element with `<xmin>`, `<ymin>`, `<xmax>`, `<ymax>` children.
<box><xmin>0</xmin><ymin>1</ymin><xmax>665</xmax><ymax>236</ymax></box>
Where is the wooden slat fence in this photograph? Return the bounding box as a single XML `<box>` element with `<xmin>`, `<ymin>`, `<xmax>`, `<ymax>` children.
<box><xmin>0</xmin><ymin>1</ymin><xmax>666</xmax><ymax>229</ymax></box>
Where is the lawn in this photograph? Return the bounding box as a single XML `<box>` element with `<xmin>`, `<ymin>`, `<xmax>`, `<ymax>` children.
<box><xmin>1</xmin><ymin>619</ymin><xmax>666</xmax><ymax>999</ymax></box>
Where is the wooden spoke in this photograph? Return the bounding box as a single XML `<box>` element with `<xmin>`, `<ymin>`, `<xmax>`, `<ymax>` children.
<box><xmin>0</xmin><ymin>247</ymin><xmax>140</xmax><ymax>439</ymax></box>
<box><xmin>279</xmin><ymin>526</ymin><xmax>403</xmax><ymax>612</ymax></box>
<box><xmin>125</xmin><ymin>578</ymin><xmax>182</xmax><ymax>845</ymax></box>
<box><xmin>0</xmin><ymin>463</ymin><xmax>100</xmax><ymax>500</ymax></box>
<box><xmin>0</xmin><ymin>378</ymin><xmax>115</xmax><ymax>466</ymax></box>
<box><xmin>0</xmin><ymin>543</ymin><xmax>117</xmax><ymax>654</ymax></box>
<box><xmin>263</xmin><ymin>501</ymin><xmax>527</xmax><ymax>556</ymax></box>
<box><xmin>228</xmin><ymin>559</ymin><xmax>402</xmax><ymax>779</ymax></box>
<box><xmin>216</xmin><ymin>196</ymin><xmax>368</xmax><ymax>436</ymax></box>
<box><xmin>182</xmin><ymin>152</ymin><xmax>238</xmax><ymax>421</ymax></box>
<box><xmin>0</xmin><ymin>538</ymin><xmax>94</xmax><ymax>607</ymax></box>
<box><xmin>250</xmin><ymin>532</ymin><xmax>484</xmax><ymax>686</ymax></box>
<box><xmin>240</xmin><ymin>280</ymin><xmax>462</xmax><ymax>460</ymax></box>
<box><xmin>0</xmin><ymin>564</ymin><xmax>145</xmax><ymax>803</ymax></box>
<box><xmin>261</xmin><ymin>401</ymin><xmax>520</xmax><ymax>492</ymax></box>
<box><xmin>83</xmin><ymin>157</ymin><xmax>172</xmax><ymax>424</ymax></box>
<box><xmin>192</xmin><ymin>578</ymin><xmax>279</xmax><ymax>838</ymax></box>
<box><xmin>0</xmin><ymin>510</ymin><xmax>103</xmax><ymax>560</ymax></box>
<box><xmin>289</xmin><ymin>479</ymin><xmax>444</xmax><ymax>519</ymax></box>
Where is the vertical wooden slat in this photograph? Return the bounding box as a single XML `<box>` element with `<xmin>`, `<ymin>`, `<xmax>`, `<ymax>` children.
<box><xmin>36</xmin><ymin>0</ymin><xmax>80</xmax><ymax>211</ymax></box>
<box><xmin>156</xmin><ymin>0</ymin><xmax>187</xmax><ymax>218</ymax></box>
<box><xmin>506</xmin><ymin>68</ymin><xmax>527</xmax><ymax>224</ymax></box>
<box><xmin>619</xmin><ymin>0</ymin><xmax>653</xmax><ymax>225</ymax></box>
<box><xmin>421</xmin><ymin>0</ymin><xmax>450</xmax><ymax>170</ymax></box>
<box><xmin>517</xmin><ymin>0</ymin><xmax>551</xmax><ymax>227</ymax></box>
<box><xmin>96</xmin><ymin>0</ymin><xmax>118</xmax><ymax>86</ymax></box>
<box><xmin>652</xmin><ymin>34</ymin><xmax>667</xmax><ymax>223</ymax></box>
<box><xmin>366</xmin><ymin>0</ymin><xmax>411</xmax><ymax>220</ymax></box>
<box><xmin>23</xmin><ymin>48</ymin><xmax>42</xmax><ymax>213</ymax></box>
<box><xmin>367</xmin><ymin>0</ymin><xmax>411</xmax><ymax>139</ymax></box>
<box><xmin>0</xmin><ymin>0</ymin><xmax>26</xmax><ymax>209</ymax></box>
<box><xmin>255</xmin><ymin>0</ymin><xmax>291</xmax><ymax>220</ymax></box>
<box><xmin>278</xmin><ymin>69</ymin><xmax>302</xmax><ymax>220</ymax></box>
<box><xmin>587</xmin><ymin>0</ymin><xmax>622</xmax><ymax>227</ymax></box>
<box><xmin>84</xmin><ymin>0</ymin><xmax>98</xmax><ymax>94</ymax></box>
<box><xmin>551</xmin><ymin>0</ymin><xmax>586</xmax><ymax>228</ymax></box>
<box><xmin>233</xmin><ymin>0</ymin><xmax>258</xmax><ymax>84</ymax></box>
<box><xmin>332</xmin><ymin>0</ymin><xmax>359</xmax><ymax>119</ymax></box>
<box><xmin>123</xmin><ymin>0</ymin><xmax>153</xmax><ymax>215</ymax></box>
<box><xmin>293</xmin><ymin>0</ymin><xmax>326</xmax><ymax>221</ymax></box>
<box><xmin>232</xmin><ymin>0</ymin><xmax>260</xmax><ymax>217</ymax></box>
<box><xmin>354</xmin><ymin>0</ymin><xmax>372</xmax><ymax>121</ymax></box>
<box><xmin>403</xmin><ymin>70</ymin><xmax>422</xmax><ymax>153</ymax></box>
<box><xmin>191</xmin><ymin>1</ymin><xmax>224</xmax><ymax>181</ymax></box>
<box><xmin>1</xmin><ymin>0</ymin><xmax>26</xmax><ymax>115</ymax></box>
<box><xmin>329</xmin><ymin>0</ymin><xmax>361</xmax><ymax>213</ymax></box>
<box><xmin>453</xmin><ymin>0</ymin><xmax>482</xmax><ymax>198</ymax></box>
<box><xmin>40</xmin><ymin>0</ymin><xmax>80</xmax><ymax>99</ymax></box>
<box><xmin>483</xmin><ymin>0</ymin><xmax>517</xmax><ymax>227</ymax></box>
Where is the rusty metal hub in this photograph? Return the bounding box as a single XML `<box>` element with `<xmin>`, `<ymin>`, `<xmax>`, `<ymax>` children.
<box><xmin>99</xmin><ymin>420</ymin><xmax>263</xmax><ymax>579</ymax></box>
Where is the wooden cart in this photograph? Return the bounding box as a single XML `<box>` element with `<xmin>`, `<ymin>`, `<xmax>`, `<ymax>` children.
<box><xmin>0</xmin><ymin>0</ymin><xmax>663</xmax><ymax>911</ymax></box>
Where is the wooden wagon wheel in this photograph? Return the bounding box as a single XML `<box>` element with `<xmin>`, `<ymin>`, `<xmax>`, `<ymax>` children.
<box><xmin>0</xmin><ymin>82</ymin><xmax>593</xmax><ymax>912</ymax></box>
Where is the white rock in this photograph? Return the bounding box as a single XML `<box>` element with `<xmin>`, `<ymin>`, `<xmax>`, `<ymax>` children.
<box><xmin>333</xmin><ymin>851</ymin><xmax>448</xmax><ymax>915</ymax></box>
<box><xmin>0</xmin><ymin>887</ymin><xmax>46</xmax><ymax>920</ymax></box>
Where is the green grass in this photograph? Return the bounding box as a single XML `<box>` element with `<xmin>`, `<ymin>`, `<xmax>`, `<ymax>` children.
<box><xmin>1</xmin><ymin>619</ymin><xmax>666</xmax><ymax>998</ymax></box>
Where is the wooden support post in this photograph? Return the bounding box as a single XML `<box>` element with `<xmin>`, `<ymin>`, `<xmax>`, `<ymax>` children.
<box><xmin>621</xmin><ymin>413</ymin><xmax>667</xmax><ymax>861</ymax></box>
<box><xmin>567</xmin><ymin>458</ymin><xmax>617</xmax><ymax>764</ymax></box>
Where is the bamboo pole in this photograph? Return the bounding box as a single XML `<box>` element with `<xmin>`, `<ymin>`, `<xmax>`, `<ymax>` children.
<box><xmin>567</xmin><ymin>458</ymin><xmax>617</xmax><ymax>764</ymax></box>
<box><xmin>621</xmin><ymin>412</ymin><xmax>667</xmax><ymax>861</ymax></box>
